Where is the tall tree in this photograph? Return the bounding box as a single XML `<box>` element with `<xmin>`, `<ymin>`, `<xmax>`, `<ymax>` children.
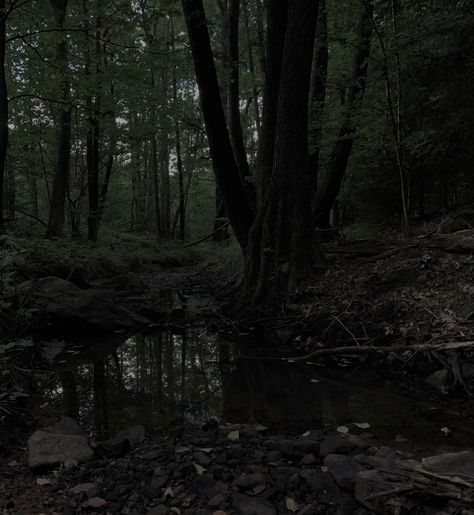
<box><xmin>308</xmin><ymin>0</ymin><xmax>328</xmax><ymax>196</ymax></box>
<box><xmin>0</xmin><ymin>0</ymin><xmax>7</xmax><ymax>232</ymax></box>
<box><xmin>46</xmin><ymin>0</ymin><xmax>71</xmax><ymax>238</ymax></box>
<box><xmin>181</xmin><ymin>0</ymin><xmax>254</xmax><ymax>250</ymax></box>
<box><xmin>313</xmin><ymin>0</ymin><xmax>373</xmax><ymax>230</ymax></box>
<box><xmin>241</xmin><ymin>0</ymin><xmax>320</xmax><ymax>304</ymax></box>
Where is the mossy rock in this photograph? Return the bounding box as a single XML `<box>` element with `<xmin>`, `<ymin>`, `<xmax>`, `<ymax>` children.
<box><xmin>437</xmin><ymin>209</ymin><xmax>474</xmax><ymax>234</ymax></box>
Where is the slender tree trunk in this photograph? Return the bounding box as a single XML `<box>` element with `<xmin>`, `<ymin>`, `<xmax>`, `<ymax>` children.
<box><xmin>0</xmin><ymin>1</ymin><xmax>7</xmax><ymax>232</ymax></box>
<box><xmin>243</xmin><ymin>0</ymin><xmax>261</xmax><ymax>138</ymax></box>
<box><xmin>87</xmin><ymin>9</ymin><xmax>102</xmax><ymax>243</ymax></box>
<box><xmin>255</xmin><ymin>0</ymin><xmax>265</xmax><ymax>73</ymax></box>
<box><xmin>46</xmin><ymin>0</ymin><xmax>71</xmax><ymax>238</ymax></box>
<box><xmin>60</xmin><ymin>370</ymin><xmax>79</xmax><ymax>419</ymax></box>
<box><xmin>181</xmin><ymin>0</ymin><xmax>254</xmax><ymax>251</ymax></box>
<box><xmin>241</xmin><ymin>0</ymin><xmax>319</xmax><ymax>305</ymax></box>
<box><xmin>176</xmin><ymin>125</ymin><xmax>185</xmax><ymax>240</ymax></box>
<box><xmin>93</xmin><ymin>360</ymin><xmax>109</xmax><ymax>440</ymax></box>
<box><xmin>313</xmin><ymin>2</ymin><xmax>373</xmax><ymax>230</ymax></box>
<box><xmin>308</xmin><ymin>0</ymin><xmax>328</xmax><ymax>195</ymax></box>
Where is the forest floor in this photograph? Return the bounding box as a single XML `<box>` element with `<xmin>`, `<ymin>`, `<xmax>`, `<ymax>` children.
<box><xmin>2</xmin><ymin>226</ymin><xmax>474</xmax><ymax>514</ymax></box>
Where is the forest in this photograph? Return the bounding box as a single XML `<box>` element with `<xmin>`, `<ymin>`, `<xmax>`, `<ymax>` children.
<box><xmin>1</xmin><ymin>0</ymin><xmax>474</xmax><ymax>514</ymax></box>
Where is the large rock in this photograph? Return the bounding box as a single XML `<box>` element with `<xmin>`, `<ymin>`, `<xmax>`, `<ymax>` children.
<box><xmin>24</xmin><ymin>277</ymin><xmax>150</xmax><ymax>334</ymax></box>
<box><xmin>116</xmin><ymin>424</ymin><xmax>146</xmax><ymax>445</ymax></box>
<box><xmin>324</xmin><ymin>454</ymin><xmax>363</xmax><ymax>490</ymax></box>
<box><xmin>422</xmin><ymin>451</ymin><xmax>474</xmax><ymax>478</ymax></box>
<box><xmin>28</xmin><ymin>429</ymin><xmax>94</xmax><ymax>469</ymax></box>
<box><xmin>232</xmin><ymin>494</ymin><xmax>276</xmax><ymax>515</ymax></box>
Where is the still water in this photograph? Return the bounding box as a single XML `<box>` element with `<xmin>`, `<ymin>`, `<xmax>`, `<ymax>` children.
<box><xmin>40</xmin><ymin>327</ymin><xmax>474</xmax><ymax>453</ymax></box>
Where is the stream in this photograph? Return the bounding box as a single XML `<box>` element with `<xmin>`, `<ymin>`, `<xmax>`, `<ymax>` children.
<box><xmin>38</xmin><ymin>325</ymin><xmax>474</xmax><ymax>456</ymax></box>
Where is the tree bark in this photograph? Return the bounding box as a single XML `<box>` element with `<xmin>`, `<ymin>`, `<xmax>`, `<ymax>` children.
<box><xmin>313</xmin><ymin>1</ymin><xmax>373</xmax><ymax>230</ymax></box>
<box><xmin>181</xmin><ymin>0</ymin><xmax>254</xmax><ymax>251</ymax></box>
<box><xmin>241</xmin><ymin>0</ymin><xmax>319</xmax><ymax>305</ymax></box>
<box><xmin>86</xmin><ymin>6</ymin><xmax>102</xmax><ymax>243</ymax></box>
<box><xmin>256</xmin><ymin>0</ymin><xmax>287</xmax><ymax>204</ymax></box>
<box><xmin>228</xmin><ymin>0</ymin><xmax>251</xmax><ymax>190</ymax></box>
<box><xmin>0</xmin><ymin>0</ymin><xmax>7</xmax><ymax>232</ymax></box>
<box><xmin>308</xmin><ymin>0</ymin><xmax>328</xmax><ymax>196</ymax></box>
<box><xmin>46</xmin><ymin>0</ymin><xmax>71</xmax><ymax>239</ymax></box>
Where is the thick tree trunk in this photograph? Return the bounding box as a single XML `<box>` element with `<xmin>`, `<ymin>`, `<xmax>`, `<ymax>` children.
<box><xmin>256</xmin><ymin>0</ymin><xmax>288</xmax><ymax>204</ymax></box>
<box><xmin>313</xmin><ymin>2</ymin><xmax>373</xmax><ymax>230</ymax></box>
<box><xmin>46</xmin><ymin>0</ymin><xmax>71</xmax><ymax>239</ymax></box>
<box><xmin>181</xmin><ymin>0</ymin><xmax>254</xmax><ymax>251</ymax></box>
<box><xmin>308</xmin><ymin>0</ymin><xmax>328</xmax><ymax>195</ymax></box>
<box><xmin>0</xmin><ymin>1</ymin><xmax>7</xmax><ymax>232</ymax></box>
<box><xmin>241</xmin><ymin>0</ymin><xmax>319</xmax><ymax>305</ymax></box>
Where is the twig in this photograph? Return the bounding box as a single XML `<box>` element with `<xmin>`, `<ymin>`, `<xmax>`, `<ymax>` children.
<box><xmin>292</xmin><ymin>340</ymin><xmax>474</xmax><ymax>362</ymax></box>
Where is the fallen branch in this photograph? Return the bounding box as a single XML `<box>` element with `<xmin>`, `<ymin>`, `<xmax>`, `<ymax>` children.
<box><xmin>293</xmin><ymin>340</ymin><xmax>474</xmax><ymax>362</ymax></box>
<box><xmin>15</xmin><ymin>208</ymin><xmax>47</xmax><ymax>226</ymax></box>
<box><xmin>184</xmin><ymin>222</ymin><xmax>230</xmax><ymax>248</ymax></box>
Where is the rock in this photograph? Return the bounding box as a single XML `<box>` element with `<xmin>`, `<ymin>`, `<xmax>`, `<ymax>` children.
<box><xmin>208</xmin><ymin>493</ymin><xmax>227</xmax><ymax>508</ymax></box>
<box><xmin>277</xmin><ymin>440</ymin><xmax>304</xmax><ymax>460</ymax></box>
<box><xmin>437</xmin><ymin>210</ymin><xmax>474</xmax><ymax>234</ymax></box>
<box><xmin>302</xmin><ymin>453</ymin><xmax>318</xmax><ymax>465</ymax></box>
<box><xmin>149</xmin><ymin>476</ymin><xmax>169</xmax><ymax>498</ymax></box>
<box><xmin>95</xmin><ymin>438</ymin><xmax>131</xmax><ymax>458</ymax></box>
<box><xmin>69</xmin><ymin>483</ymin><xmax>99</xmax><ymax>498</ymax></box>
<box><xmin>28</xmin><ymin>430</ymin><xmax>94</xmax><ymax>469</ymax></box>
<box><xmin>27</xmin><ymin>277</ymin><xmax>150</xmax><ymax>335</ymax></box>
<box><xmin>233</xmin><ymin>473</ymin><xmax>267</xmax><ymax>491</ymax></box>
<box><xmin>195</xmin><ymin>476</ymin><xmax>216</xmax><ymax>498</ymax></box>
<box><xmin>232</xmin><ymin>494</ymin><xmax>276</xmax><ymax>515</ymax></box>
<box><xmin>116</xmin><ymin>425</ymin><xmax>146</xmax><ymax>445</ymax></box>
<box><xmin>146</xmin><ymin>506</ymin><xmax>169</xmax><ymax>515</ymax></box>
<box><xmin>424</xmin><ymin>369</ymin><xmax>449</xmax><ymax>391</ymax></box>
<box><xmin>324</xmin><ymin>454</ymin><xmax>363</xmax><ymax>490</ymax></box>
<box><xmin>81</xmin><ymin>497</ymin><xmax>108</xmax><ymax>509</ymax></box>
<box><xmin>422</xmin><ymin>451</ymin><xmax>474</xmax><ymax>478</ymax></box>
<box><xmin>193</xmin><ymin>451</ymin><xmax>212</xmax><ymax>467</ymax></box>
<box><xmin>319</xmin><ymin>434</ymin><xmax>368</xmax><ymax>457</ymax></box>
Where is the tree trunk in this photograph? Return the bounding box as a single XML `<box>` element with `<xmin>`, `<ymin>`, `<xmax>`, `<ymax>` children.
<box><xmin>181</xmin><ymin>0</ymin><xmax>254</xmax><ymax>251</ymax></box>
<box><xmin>308</xmin><ymin>0</ymin><xmax>328</xmax><ymax>195</ymax></box>
<box><xmin>0</xmin><ymin>0</ymin><xmax>7</xmax><ymax>232</ymax></box>
<box><xmin>313</xmin><ymin>2</ymin><xmax>373</xmax><ymax>230</ymax></box>
<box><xmin>240</xmin><ymin>0</ymin><xmax>319</xmax><ymax>305</ymax></box>
<box><xmin>243</xmin><ymin>0</ymin><xmax>261</xmax><ymax>138</ymax></box>
<box><xmin>228</xmin><ymin>0</ymin><xmax>251</xmax><ymax>190</ymax></box>
<box><xmin>46</xmin><ymin>0</ymin><xmax>71</xmax><ymax>239</ymax></box>
<box><xmin>256</xmin><ymin>0</ymin><xmax>287</xmax><ymax>204</ymax></box>
<box><xmin>87</xmin><ymin>8</ymin><xmax>102</xmax><ymax>243</ymax></box>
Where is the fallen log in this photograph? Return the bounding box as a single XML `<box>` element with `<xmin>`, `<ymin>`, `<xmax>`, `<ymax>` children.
<box><xmin>293</xmin><ymin>340</ymin><xmax>474</xmax><ymax>362</ymax></box>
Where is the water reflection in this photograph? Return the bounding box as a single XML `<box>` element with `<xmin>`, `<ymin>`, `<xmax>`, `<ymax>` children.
<box><xmin>48</xmin><ymin>330</ymin><xmax>230</xmax><ymax>438</ymax></box>
<box><xmin>43</xmin><ymin>328</ymin><xmax>474</xmax><ymax>452</ymax></box>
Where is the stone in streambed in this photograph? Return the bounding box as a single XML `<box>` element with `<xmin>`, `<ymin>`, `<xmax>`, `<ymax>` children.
<box><xmin>28</xmin><ymin>430</ymin><xmax>93</xmax><ymax>469</ymax></box>
<box><xmin>232</xmin><ymin>494</ymin><xmax>276</xmax><ymax>515</ymax></box>
<box><xmin>324</xmin><ymin>454</ymin><xmax>363</xmax><ymax>490</ymax></box>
